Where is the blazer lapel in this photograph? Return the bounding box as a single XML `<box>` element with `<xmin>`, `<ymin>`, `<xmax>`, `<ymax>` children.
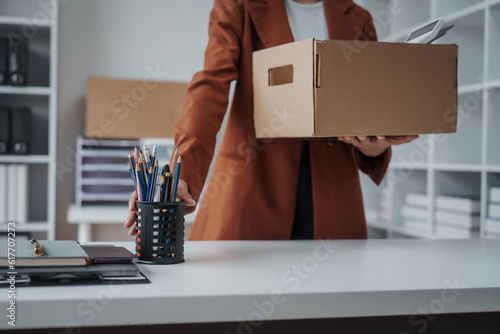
<box><xmin>324</xmin><ymin>0</ymin><xmax>358</xmax><ymax>40</ymax></box>
<box><xmin>247</xmin><ymin>0</ymin><xmax>294</xmax><ymax>48</ymax></box>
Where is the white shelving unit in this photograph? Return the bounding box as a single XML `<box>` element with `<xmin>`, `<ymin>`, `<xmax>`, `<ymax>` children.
<box><xmin>0</xmin><ymin>0</ymin><xmax>58</xmax><ymax>239</ymax></box>
<box><xmin>355</xmin><ymin>0</ymin><xmax>500</xmax><ymax>239</ymax></box>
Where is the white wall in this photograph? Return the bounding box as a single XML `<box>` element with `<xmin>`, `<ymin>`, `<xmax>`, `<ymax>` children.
<box><xmin>56</xmin><ymin>0</ymin><xmax>214</xmax><ymax>239</ymax></box>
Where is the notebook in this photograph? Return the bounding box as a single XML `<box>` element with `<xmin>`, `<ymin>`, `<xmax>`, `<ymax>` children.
<box><xmin>0</xmin><ymin>240</ymin><xmax>90</xmax><ymax>267</ymax></box>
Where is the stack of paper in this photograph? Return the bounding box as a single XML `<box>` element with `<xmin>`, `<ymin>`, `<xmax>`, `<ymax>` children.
<box><xmin>485</xmin><ymin>187</ymin><xmax>500</xmax><ymax>239</ymax></box>
<box><xmin>377</xmin><ymin>186</ymin><xmax>391</xmax><ymax>224</ymax></box>
<box><xmin>434</xmin><ymin>195</ymin><xmax>480</xmax><ymax>239</ymax></box>
<box><xmin>401</xmin><ymin>192</ymin><xmax>428</xmax><ymax>232</ymax></box>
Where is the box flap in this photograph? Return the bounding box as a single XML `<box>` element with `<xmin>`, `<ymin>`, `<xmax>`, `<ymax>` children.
<box><xmin>314</xmin><ymin>40</ymin><xmax>458</xmax><ymax>136</ymax></box>
<box><xmin>253</xmin><ymin>39</ymin><xmax>315</xmax><ymax>138</ymax></box>
<box><xmin>85</xmin><ymin>77</ymin><xmax>189</xmax><ymax>139</ymax></box>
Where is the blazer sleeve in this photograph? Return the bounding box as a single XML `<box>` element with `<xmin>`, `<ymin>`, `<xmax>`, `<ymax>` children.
<box><xmin>351</xmin><ymin>10</ymin><xmax>392</xmax><ymax>185</ymax></box>
<box><xmin>173</xmin><ymin>0</ymin><xmax>244</xmax><ymax>202</ymax></box>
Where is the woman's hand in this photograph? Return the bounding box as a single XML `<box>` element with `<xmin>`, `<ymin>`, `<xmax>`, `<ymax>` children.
<box><xmin>338</xmin><ymin>135</ymin><xmax>419</xmax><ymax>157</ymax></box>
<box><xmin>124</xmin><ymin>179</ymin><xmax>197</xmax><ymax>236</ymax></box>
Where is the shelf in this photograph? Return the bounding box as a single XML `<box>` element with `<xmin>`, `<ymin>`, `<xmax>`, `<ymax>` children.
<box><xmin>81</xmin><ymin>149</ymin><xmax>129</xmax><ymax>158</ymax></box>
<box><xmin>8</xmin><ymin>222</ymin><xmax>49</xmax><ymax>232</ymax></box>
<box><xmin>0</xmin><ymin>86</ymin><xmax>52</xmax><ymax>96</ymax></box>
<box><xmin>458</xmin><ymin>83</ymin><xmax>483</xmax><ymax>94</ymax></box>
<box><xmin>0</xmin><ymin>155</ymin><xmax>51</xmax><ymax>164</ymax></box>
<box><xmin>391</xmin><ymin>224</ymin><xmax>429</xmax><ymax>238</ymax></box>
<box><xmin>81</xmin><ymin>178</ymin><xmax>132</xmax><ymax>186</ymax></box>
<box><xmin>433</xmin><ymin>163</ymin><xmax>483</xmax><ymax>172</ymax></box>
<box><xmin>486</xmin><ymin>166</ymin><xmax>500</xmax><ymax>173</ymax></box>
<box><xmin>358</xmin><ymin>0</ymin><xmax>496</xmax><ymax>240</ymax></box>
<box><xmin>82</xmin><ymin>164</ymin><xmax>129</xmax><ymax>172</ymax></box>
<box><xmin>367</xmin><ymin>221</ymin><xmax>389</xmax><ymax>231</ymax></box>
<box><xmin>489</xmin><ymin>80</ymin><xmax>500</xmax><ymax>89</ymax></box>
<box><xmin>0</xmin><ymin>15</ymin><xmax>52</xmax><ymax>28</ymax></box>
<box><xmin>389</xmin><ymin>161</ymin><xmax>428</xmax><ymax>170</ymax></box>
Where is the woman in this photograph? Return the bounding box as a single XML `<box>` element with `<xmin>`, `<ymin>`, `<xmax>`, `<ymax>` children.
<box><xmin>125</xmin><ymin>0</ymin><xmax>417</xmax><ymax>240</ymax></box>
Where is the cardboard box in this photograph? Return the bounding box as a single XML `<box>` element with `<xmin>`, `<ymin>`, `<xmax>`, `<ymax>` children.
<box><xmin>252</xmin><ymin>39</ymin><xmax>458</xmax><ymax>138</ymax></box>
<box><xmin>85</xmin><ymin>77</ymin><xmax>189</xmax><ymax>139</ymax></box>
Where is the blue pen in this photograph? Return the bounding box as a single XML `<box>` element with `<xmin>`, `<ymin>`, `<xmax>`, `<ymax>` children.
<box><xmin>171</xmin><ymin>155</ymin><xmax>182</xmax><ymax>202</ymax></box>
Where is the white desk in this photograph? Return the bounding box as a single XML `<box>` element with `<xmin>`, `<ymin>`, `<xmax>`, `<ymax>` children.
<box><xmin>2</xmin><ymin>239</ymin><xmax>500</xmax><ymax>331</ymax></box>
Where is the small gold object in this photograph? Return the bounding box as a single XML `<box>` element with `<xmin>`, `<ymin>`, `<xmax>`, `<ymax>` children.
<box><xmin>31</xmin><ymin>239</ymin><xmax>44</xmax><ymax>256</ymax></box>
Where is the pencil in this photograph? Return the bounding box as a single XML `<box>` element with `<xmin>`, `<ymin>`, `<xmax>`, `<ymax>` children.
<box><xmin>134</xmin><ymin>147</ymin><xmax>142</xmax><ymax>201</ymax></box>
<box><xmin>146</xmin><ymin>165</ymin><xmax>154</xmax><ymax>202</ymax></box>
<box><xmin>171</xmin><ymin>147</ymin><xmax>179</xmax><ymax>184</ymax></box>
<box><xmin>128</xmin><ymin>150</ymin><xmax>136</xmax><ymax>182</ymax></box>
<box><xmin>171</xmin><ymin>155</ymin><xmax>182</xmax><ymax>202</ymax></box>
<box><xmin>127</xmin><ymin>161</ymin><xmax>136</xmax><ymax>188</ymax></box>
<box><xmin>139</xmin><ymin>153</ymin><xmax>147</xmax><ymax>187</ymax></box>
<box><xmin>136</xmin><ymin>162</ymin><xmax>146</xmax><ymax>201</ymax></box>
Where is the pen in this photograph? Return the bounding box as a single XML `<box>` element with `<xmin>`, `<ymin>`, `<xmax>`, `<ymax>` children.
<box><xmin>150</xmin><ymin>159</ymin><xmax>159</xmax><ymax>201</ymax></box>
<box><xmin>31</xmin><ymin>239</ymin><xmax>44</xmax><ymax>256</ymax></box>
<box><xmin>151</xmin><ymin>145</ymin><xmax>157</xmax><ymax>169</ymax></box>
<box><xmin>160</xmin><ymin>172</ymin><xmax>166</xmax><ymax>202</ymax></box>
<box><xmin>160</xmin><ymin>164</ymin><xmax>170</xmax><ymax>202</ymax></box>
<box><xmin>165</xmin><ymin>172</ymin><xmax>172</xmax><ymax>202</ymax></box>
<box><xmin>171</xmin><ymin>155</ymin><xmax>182</xmax><ymax>202</ymax></box>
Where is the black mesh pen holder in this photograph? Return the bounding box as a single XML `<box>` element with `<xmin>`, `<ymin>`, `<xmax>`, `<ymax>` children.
<box><xmin>135</xmin><ymin>201</ymin><xmax>185</xmax><ymax>264</ymax></box>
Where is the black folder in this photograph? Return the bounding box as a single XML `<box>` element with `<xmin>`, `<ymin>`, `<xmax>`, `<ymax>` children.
<box><xmin>0</xmin><ymin>38</ymin><xmax>7</xmax><ymax>85</ymax></box>
<box><xmin>11</xmin><ymin>107</ymin><xmax>31</xmax><ymax>154</ymax></box>
<box><xmin>0</xmin><ymin>107</ymin><xmax>10</xmax><ymax>154</ymax></box>
<box><xmin>7</xmin><ymin>36</ymin><xmax>28</xmax><ymax>86</ymax></box>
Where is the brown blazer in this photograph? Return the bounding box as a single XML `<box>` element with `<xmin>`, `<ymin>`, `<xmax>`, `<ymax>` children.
<box><xmin>174</xmin><ymin>0</ymin><xmax>391</xmax><ymax>240</ymax></box>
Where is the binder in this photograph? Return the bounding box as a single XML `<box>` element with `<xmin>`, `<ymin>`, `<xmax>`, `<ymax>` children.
<box><xmin>0</xmin><ymin>164</ymin><xmax>6</xmax><ymax>224</ymax></box>
<box><xmin>6</xmin><ymin>164</ymin><xmax>17</xmax><ymax>222</ymax></box>
<box><xmin>11</xmin><ymin>107</ymin><xmax>31</xmax><ymax>154</ymax></box>
<box><xmin>7</xmin><ymin>36</ymin><xmax>28</xmax><ymax>86</ymax></box>
<box><xmin>0</xmin><ymin>37</ymin><xmax>7</xmax><ymax>85</ymax></box>
<box><xmin>0</xmin><ymin>107</ymin><xmax>10</xmax><ymax>154</ymax></box>
<box><xmin>16</xmin><ymin>164</ymin><xmax>28</xmax><ymax>223</ymax></box>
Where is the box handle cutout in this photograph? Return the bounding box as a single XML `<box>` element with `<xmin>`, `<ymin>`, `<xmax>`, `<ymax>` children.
<box><xmin>268</xmin><ymin>64</ymin><xmax>294</xmax><ymax>86</ymax></box>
